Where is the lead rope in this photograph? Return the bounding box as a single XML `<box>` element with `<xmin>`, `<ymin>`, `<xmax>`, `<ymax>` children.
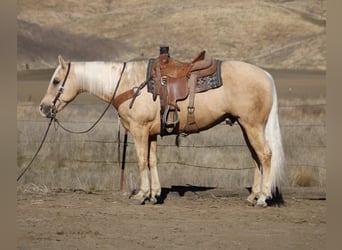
<box><xmin>17</xmin><ymin>62</ymin><xmax>126</xmax><ymax>182</ymax></box>
<box><xmin>16</xmin><ymin>117</ymin><xmax>54</xmax><ymax>182</ymax></box>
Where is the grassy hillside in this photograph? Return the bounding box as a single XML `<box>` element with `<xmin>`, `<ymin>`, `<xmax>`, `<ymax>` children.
<box><xmin>17</xmin><ymin>0</ymin><xmax>326</xmax><ymax>71</ymax></box>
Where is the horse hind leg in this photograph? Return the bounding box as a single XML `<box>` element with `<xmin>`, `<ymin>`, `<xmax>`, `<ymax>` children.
<box><xmin>240</xmin><ymin>122</ymin><xmax>272</xmax><ymax>207</ymax></box>
<box><xmin>246</xmin><ymin>162</ymin><xmax>262</xmax><ymax>206</ymax></box>
<box><xmin>240</xmin><ymin>125</ymin><xmax>262</xmax><ymax>205</ymax></box>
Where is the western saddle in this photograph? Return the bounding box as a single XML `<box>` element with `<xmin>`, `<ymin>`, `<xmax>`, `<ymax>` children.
<box><xmin>113</xmin><ymin>46</ymin><xmax>222</xmax><ymax>136</ymax></box>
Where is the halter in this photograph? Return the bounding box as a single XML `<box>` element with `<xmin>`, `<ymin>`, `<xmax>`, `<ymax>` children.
<box><xmin>50</xmin><ymin>62</ymin><xmax>71</xmax><ymax>117</ymax></box>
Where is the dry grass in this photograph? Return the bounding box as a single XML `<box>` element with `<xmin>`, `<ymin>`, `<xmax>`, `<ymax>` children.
<box><xmin>17</xmin><ymin>183</ymin><xmax>50</xmax><ymax>194</ymax></box>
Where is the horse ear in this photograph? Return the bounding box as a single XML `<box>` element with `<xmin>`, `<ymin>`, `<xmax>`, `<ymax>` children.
<box><xmin>58</xmin><ymin>55</ymin><xmax>67</xmax><ymax>69</ymax></box>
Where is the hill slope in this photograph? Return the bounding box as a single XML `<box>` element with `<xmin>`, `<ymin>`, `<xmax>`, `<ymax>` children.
<box><xmin>17</xmin><ymin>0</ymin><xmax>326</xmax><ymax>71</ymax></box>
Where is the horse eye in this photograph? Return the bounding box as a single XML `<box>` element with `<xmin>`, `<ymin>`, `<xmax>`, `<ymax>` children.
<box><xmin>53</xmin><ymin>79</ymin><xmax>60</xmax><ymax>85</ymax></box>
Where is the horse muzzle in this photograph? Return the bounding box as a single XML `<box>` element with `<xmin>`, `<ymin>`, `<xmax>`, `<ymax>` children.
<box><xmin>39</xmin><ymin>103</ymin><xmax>57</xmax><ymax>118</ymax></box>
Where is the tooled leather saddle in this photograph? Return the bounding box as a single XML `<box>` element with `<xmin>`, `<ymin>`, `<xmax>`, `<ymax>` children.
<box><xmin>147</xmin><ymin>46</ymin><xmax>222</xmax><ymax>136</ymax></box>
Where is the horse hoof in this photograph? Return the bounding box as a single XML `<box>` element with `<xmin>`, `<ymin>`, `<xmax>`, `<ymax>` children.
<box><xmin>150</xmin><ymin>195</ymin><xmax>162</xmax><ymax>205</ymax></box>
<box><xmin>129</xmin><ymin>191</ymin><xmax>150</xmax><ymax>205</ymax></box>
<box><xmin>129</xmin><ymin>197</ymin><xmax>146</xmax><ymax>205</ymax></box>
<box><xmin>246</xmin><ymin>194</ymin><xmax>257</xmax><ymax>206</ymax></box>
<box><xmin>256</xmin><ymin>199</ymin><xmax>268</xmax><ymax>208</ymax></box>
<box><xmin>149</xmin><ymin>197</ymin><xmax>157</xmax><ymax>204</ymax></box>
<box><xmin>246</xmin><ymin>196</ymin><xmax>256</xmax><ymax>206</ymax></box>
<box><xmin>246</xmin><ymin>199</ymin><xmax>256</xmax><ymax>206</ymax></box>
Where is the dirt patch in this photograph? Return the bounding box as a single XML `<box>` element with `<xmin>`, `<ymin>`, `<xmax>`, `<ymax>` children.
<box><xmin>17</xmin><ymin>187</ymin><xmax>326</xmax><ymax>250</ymax></box>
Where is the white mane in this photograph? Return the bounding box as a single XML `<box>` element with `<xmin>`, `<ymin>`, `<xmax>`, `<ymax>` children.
<box><xmin>74</xmin><ymin>61</ymin><xmax>124</xmax><ymax>99</ymax></box>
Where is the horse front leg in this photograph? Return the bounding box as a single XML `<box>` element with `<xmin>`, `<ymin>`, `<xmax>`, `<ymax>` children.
<box><xmin>130</xmin><ymin>127</ymin><xmax>151</xmax><ymax>205</ymax></box>
<box><xmin>149</xmin><ymin>135</ymin><xmax>161</xmax><ymax>204</ymax></box>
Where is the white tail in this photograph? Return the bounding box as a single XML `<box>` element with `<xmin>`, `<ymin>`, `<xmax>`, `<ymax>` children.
<box><xmin>264</xmin><ymin>71</ymin><xmax>287</xmax><ymax>193</ymax></box>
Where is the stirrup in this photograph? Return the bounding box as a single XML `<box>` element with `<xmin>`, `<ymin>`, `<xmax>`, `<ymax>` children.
<box><xmin>162</xmin><ymin>104</ymin><xmax>180</xmax><ymax>127</ymax></box>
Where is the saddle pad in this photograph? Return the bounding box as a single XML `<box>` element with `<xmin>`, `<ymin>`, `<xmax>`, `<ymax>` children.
<box><xmin>195</xmin><ymin>60</ymin><xmax>222</xmax><ymax>93</ymax></box>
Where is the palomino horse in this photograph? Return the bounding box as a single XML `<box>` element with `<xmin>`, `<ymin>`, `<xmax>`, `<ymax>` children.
<box><xmin>39</xmin><ymin>55</ymin><xmax>286</xmax><ymax>207</ymax></box>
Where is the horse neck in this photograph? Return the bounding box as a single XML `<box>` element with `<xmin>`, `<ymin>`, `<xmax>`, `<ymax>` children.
<box><xmin>74</xmin><ymin>61</ymin><xmax>125</xmax><ymax>102</ymax></box>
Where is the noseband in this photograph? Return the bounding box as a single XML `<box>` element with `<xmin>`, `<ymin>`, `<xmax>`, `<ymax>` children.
<box><xmin>50</xmin><ymin>62</ymin><xmax>71</xmax><ymax>117</ymax></box>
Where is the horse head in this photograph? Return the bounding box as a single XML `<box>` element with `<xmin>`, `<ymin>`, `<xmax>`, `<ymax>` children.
<box><xmin>39</xmin><ymin>55</ymin><xmax>79</xmax><ymax>118</ymax></box>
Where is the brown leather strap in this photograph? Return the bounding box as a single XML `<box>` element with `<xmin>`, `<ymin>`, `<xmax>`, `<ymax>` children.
<box><xmin>191</xmin><ymin>50</ymin><xmax>206</xmax><ymax>63</ymax></box>
<box><xmin>184</xmin><ymin>72</ymin><xmax>199</xmax><ymax>132</ymax></box>
<box><xmin>113</xmin><ymin>78</ymin><xmax>149</xmax><ymax>110</ymax></box>
<box><xmin>113</xmin><ymin>89</ymin><xmax>135</xmax><ymax>110</ymax></box>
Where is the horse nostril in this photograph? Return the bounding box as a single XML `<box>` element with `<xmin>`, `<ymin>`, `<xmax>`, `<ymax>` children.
<box><xmin>39</xmin><ymin>104</ymin><xmax>46</xmax><ymax>112</ymax></box>
<box><xmin>39</xmin><ymin>104</ymin><xmax>52</xmax><ymax>117</ymax></box>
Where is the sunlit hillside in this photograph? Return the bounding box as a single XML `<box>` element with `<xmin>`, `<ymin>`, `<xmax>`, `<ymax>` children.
<box><xmin>17</xmin><ymin>0</ymin><xmax>326</xmax><ymax>71</ymax></box>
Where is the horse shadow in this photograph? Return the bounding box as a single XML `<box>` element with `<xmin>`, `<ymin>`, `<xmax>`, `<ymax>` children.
<box><xmin>156</xmin><ymin>186</ymin><xmax>285</xmax><ymax>206</ymax></box>
<box><xmin>156</xmin><ymin>185</ymin><xmax>216</xmax><ymax>204</ymax></box>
